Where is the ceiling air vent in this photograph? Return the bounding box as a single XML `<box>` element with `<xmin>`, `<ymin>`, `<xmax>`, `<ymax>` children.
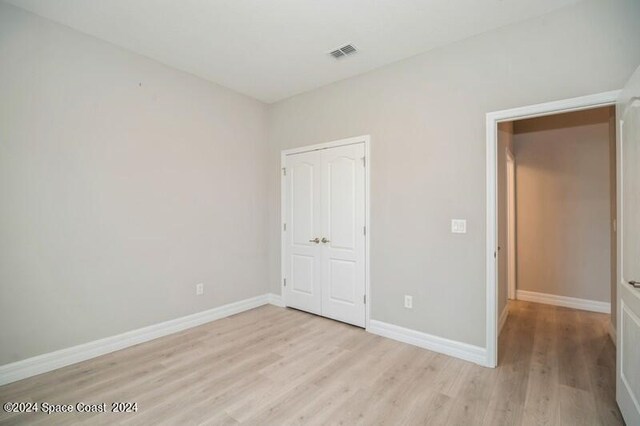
<box><xmin>329</xmin><ymin>44</ymin><xmax>357</xmax><ymax>59</ymax></box>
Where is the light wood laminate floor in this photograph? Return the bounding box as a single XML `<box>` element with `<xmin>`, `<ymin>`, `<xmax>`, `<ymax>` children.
<box><xmin>0</xmin><ymin>300</ymin><xmax>621</xmax><ymax>425</ymax></box>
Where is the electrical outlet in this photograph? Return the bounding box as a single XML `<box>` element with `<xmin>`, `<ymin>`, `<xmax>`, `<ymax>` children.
<box><xmin>404</xmin><ymin>295</ymin><xmax>413</xmax><ymax>309</ymax></box>
<box><xmin>196</xmin><ymin>283</ymin><xmax>204</xmax><ymax>296</ymax></box>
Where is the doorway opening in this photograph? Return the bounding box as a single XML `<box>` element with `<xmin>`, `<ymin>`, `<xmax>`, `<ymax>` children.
<box><xmin>498</xmin><ymin>105</ymin><xmax>616</xmax><ymax>329</ymax></box>
<box><xmin>486</xmin><ymin>91</ymin><xmax>620</xmax><ymax>368</ymax></box>
<box><xmin>490</xmin><ymin>103</ymin><xmax>621</xmax><ymax>422</ymax></box>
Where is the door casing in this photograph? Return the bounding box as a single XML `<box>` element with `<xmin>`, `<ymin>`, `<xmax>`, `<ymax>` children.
<box><xmin>281</xmin><ymin>135</ymin><xmax>371</xmax><ymax>328</ymax></box>
<box><xmin>506</xmin><ymin>148</ymin><xmax>516</xmax><ymax>301</ymax></box>
<box><xmin>485</xmin><ymin>91</ymin><xmax>620</xmax><ymax>368</ymax></box>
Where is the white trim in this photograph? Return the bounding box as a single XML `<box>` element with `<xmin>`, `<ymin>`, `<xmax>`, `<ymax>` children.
<box><xmin>499</xmin><ymin>305</ymin><xmax>509</xmax><ymax>335</ymax></box>
<box><xmin>617</xmin><ymin>115</ymin><xmax>624</xmax><ymax>353</ymax></box>
<box><xmin>281</xmin><ymin>135</ymin><xmax>371</xmax><ymax>328</ymax></box>
<box><xmin>367</xmin><ymin>320</ymin><xmax>487</xmax><ymax>366</ymax></box>
<box><xmin>608</xmin><ymin>320</ymin><xmax>616</xmax><ymax>346</ymax></box>
<box><xmin>505</xmin><ymin>148</ymin><xmax>516</xmax><ymax>301</ymax></box>
<box><xmin>0</xmin><ymin>293</ymin><xmax>284</xmax><ymax>386</ymax></box>
<box><xmin>365</xmin><ymin>139</ymin><xmax>371</xmax><ymax>331</ymax></box>
<box><xmin>516</xmin><ymin>290</ymin><xmax>611</xmax><ymax>314</ymax></box>
<box><xmin>485</xmin><ymin>90</ymin><xmax>620</xmax><ymax>368</ymax></box>
<box><xmin>486</xmin><ymin>90</ymin><xmax>620</xmax><ymax>123</ymax></box>
<box><xmin>281</xmin><ymin>135</ymin><xmax>369</xmax><ymax>156</ymax></box>
<box><xmin>267</xmin><ymin>293</ymin><xmax>285</xmax><ymax>307</ymax></box>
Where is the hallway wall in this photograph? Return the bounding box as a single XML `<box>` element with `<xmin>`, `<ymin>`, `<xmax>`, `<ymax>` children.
<box><xmin>514</xmin><ymin>107</ymin><xmax>614</xmax><ymax>304</ymax></box>
<box><xmin>498</xmin><ymin>122</ymin><xmax>514</xmax><ymax>317</ymax></box>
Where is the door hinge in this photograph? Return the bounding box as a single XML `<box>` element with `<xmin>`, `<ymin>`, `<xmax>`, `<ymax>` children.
<box><xmin>363</xmin><ymin>226</ymin><xmax>366</xmax><ymax>236</ymax></box>
<box><xmin>283</xmin><ymin>278</ymin><xmax>287</xmax><ymax>287</ymax></box>
<box><xmin>282</xmin><ymin>167</ymin><xmax>286</xmax><ymax>176</ymax></box>
<box><xmin>363</xmin><ymin>294</ymin><xmax>366</xmax><ymax>304</ymax></box>
<box><xmin>362</xmin><ymin>156</ymin><xmax>366</xmax><ymax>167</ymax></box>
<box><xmin>283</xmin><ymin>223</ymin><xmax>287</xmax><ymax>231</ymax></box>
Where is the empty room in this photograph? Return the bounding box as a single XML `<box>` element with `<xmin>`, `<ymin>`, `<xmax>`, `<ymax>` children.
<box><xmin>1</xmin><ymin>0</ymin><xmax>640</xmax><ymax>425</ymax></box>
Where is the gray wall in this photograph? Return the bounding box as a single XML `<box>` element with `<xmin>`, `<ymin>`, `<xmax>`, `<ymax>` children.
<box><xmin>267</xmin><ymin>0</ymin><xmax>640</xmax><ymax>347</ymax></box>
<box><xmin>0</xmin><ymin>3</ymin><xmax>269</xmax><ymax>365</ymax></box>
<box><xmin>514</xmin><ymin>108</ymin><xmax>613</xmax><ymax>303</ymax></box>
<box><xmin>497</xmin><ymin>122</ymin><xmax>514</xmax><ymax>318</ymax></box>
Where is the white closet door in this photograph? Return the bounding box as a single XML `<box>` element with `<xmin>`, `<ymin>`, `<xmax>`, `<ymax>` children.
<box><xmin>284</xmin><ymin>150</ymin><xmax>322</xmax><ymax>315</ymax></box>
<box><xmin>320</xmin><ymin>143</ymin><xmax>366</xmax><ymax>327</ymax></box>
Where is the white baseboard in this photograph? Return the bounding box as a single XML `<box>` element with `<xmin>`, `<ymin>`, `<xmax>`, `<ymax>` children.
<box><xmin>267</xmin><ymin>293</ymin><xmax>285</xmax><ymax>307</ymax></box>
<box><xmin>607</xmin><ymin>321</ymin><xmax>616</xmax><ymax>346</ymax></box>
<box><xmin>0</xmin><ymin>293</ymin><xmax>283</xmax><ymax>386</ymax></box>
<box><xmin>499</xmin><ymin>306</ymin><xmax>509</xmax><ymax>335</ymax></box>
<box><xmin>367</xmin><ymin>320</ymin><xmax>487</xmax><ymax>366</ymax></box>
<box><xmin>516</xmin><ymin>290</ymin><xmax>610</xmax><ymax>314</ymax></box>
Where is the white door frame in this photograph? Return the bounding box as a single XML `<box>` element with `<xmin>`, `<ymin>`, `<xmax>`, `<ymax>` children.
<box><xmin>506</xmin><ymin>148</ymin><xmax>516</xmax><ymax>301</ymax></box>
<box><xmin>281</xmin><ymin>135</ymin><xmax>371</xmax><ymax>328</ymax></box>
<box><xmin>485</xmin><ymin>91</ymin><xmax>619</xmax><ymax>367</ymax></box>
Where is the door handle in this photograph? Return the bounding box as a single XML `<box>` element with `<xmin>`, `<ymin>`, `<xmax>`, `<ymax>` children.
<box><xmin>321</xmin><ymin>237</ymin><xmax>330</xmax><ymax>243</ymax></box>
<box><xmin>629</xmin><ymin>281</ymin><xmax>640</xmax><ymax>289</ymax></box>
<box><xmin>309</xmin><ymin>237</ymin><xmax>320</xmax><ymax>244</ymax></box>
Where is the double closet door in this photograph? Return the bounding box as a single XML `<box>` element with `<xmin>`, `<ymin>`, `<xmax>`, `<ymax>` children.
<box><xmin>283</xmin><ymin>142</ymin><xmax>366</xmax><ymax>327</ymax></box>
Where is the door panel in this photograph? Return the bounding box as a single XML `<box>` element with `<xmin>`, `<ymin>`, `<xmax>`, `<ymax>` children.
<box><xmin>621</xmin><ymin>300</ymin><xmax>640</xmax><ymax>418</ymax></box>
<box><xmin>617</xmin><ymin>65</ymin><xmax>640</xmax><ymax>426</ymax></box>
<box><xmin>321</xmin><ymin>143</ymin><xmax>366</xmax><ymax>327</ymax></box>
<box><xmin>329</xmin><ymin>259</ymin><xmax>357</xmax><ymax>303</ymax></box>
<box><xmin>291</xmin><ymin>163</ymin><xmax>315</xmax><ymax>246</ymax></box>
<box><xmin>622</xmin><ymin>95</ymin><xmax>640</xmax><ymax>293</ymax></box>
<box><xmin>284</xmin><ymin>151</ymin><xmax>322</xmax><ymax>314</ymax></box>
<box><xmin>291</xmin><ymin>255</ymin><xmax>315</xmax><ymax>294</ymax></box>
<box><xmin>328</xmin><ymin>156</ymin><xmax>357</xmax><ymax>250</ymax></box>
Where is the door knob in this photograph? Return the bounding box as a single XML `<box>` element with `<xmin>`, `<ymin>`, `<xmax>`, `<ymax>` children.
<box><xmin>629</xmin><ymin>281</ymin><xmax>640</xmax><ymax>289</ymax></box>
<box><xmin>321</xmin><ymin>237</ymin><xmax>330</xmax><ymax>243</ymax></box>
<box><xmin>309</xmin><ymin>237</ymin><xmax>320</xmax><ymax>244</ymax></box>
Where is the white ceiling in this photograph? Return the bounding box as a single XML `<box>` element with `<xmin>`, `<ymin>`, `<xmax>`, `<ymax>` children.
<box><xmin>7</xmin><ymin>0</ymin><xmax>582</xmax><ymax>103</ymax></box>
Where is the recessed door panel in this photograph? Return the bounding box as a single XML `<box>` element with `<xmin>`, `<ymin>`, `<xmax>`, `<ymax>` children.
<box><xmin>622</xmin><ymin>108</ymin><xmax>640</xmax><ymax>289</ymax></box>
<box><xmin>621</xmin><ymin>301</ymin><xmax>640</xmax><ymax>418</ymax></box>
<box><xmin>329</xmin><ymin>259</ymin><xmax>357</xmax><ymax>303</ymax></box>
<box><xmin>328</xmin><ymin>157</ymin><xmax>356</xmax><ymax>250</ymax></box>
<box><xmin>291</xmin><ymin>163</ymin><xmax>315</xmax><ymax>246</ymax></box>
<box><xmin>291</xmin><ymin>255</ymin><xmax>314</xmax><ymax>295</ymax></box>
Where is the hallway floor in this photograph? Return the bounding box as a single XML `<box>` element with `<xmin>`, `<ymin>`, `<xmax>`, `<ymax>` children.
<box><xmin>497</xmin><ymin>300</ymin><xmax>621</xmax><ymax>425</ymax></box>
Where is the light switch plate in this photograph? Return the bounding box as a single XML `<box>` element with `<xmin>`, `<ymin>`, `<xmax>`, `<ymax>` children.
<box><xmin>451</xmin><ymin>219</ymin><xmax>467</xmax><ymax>234</ymax></box>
